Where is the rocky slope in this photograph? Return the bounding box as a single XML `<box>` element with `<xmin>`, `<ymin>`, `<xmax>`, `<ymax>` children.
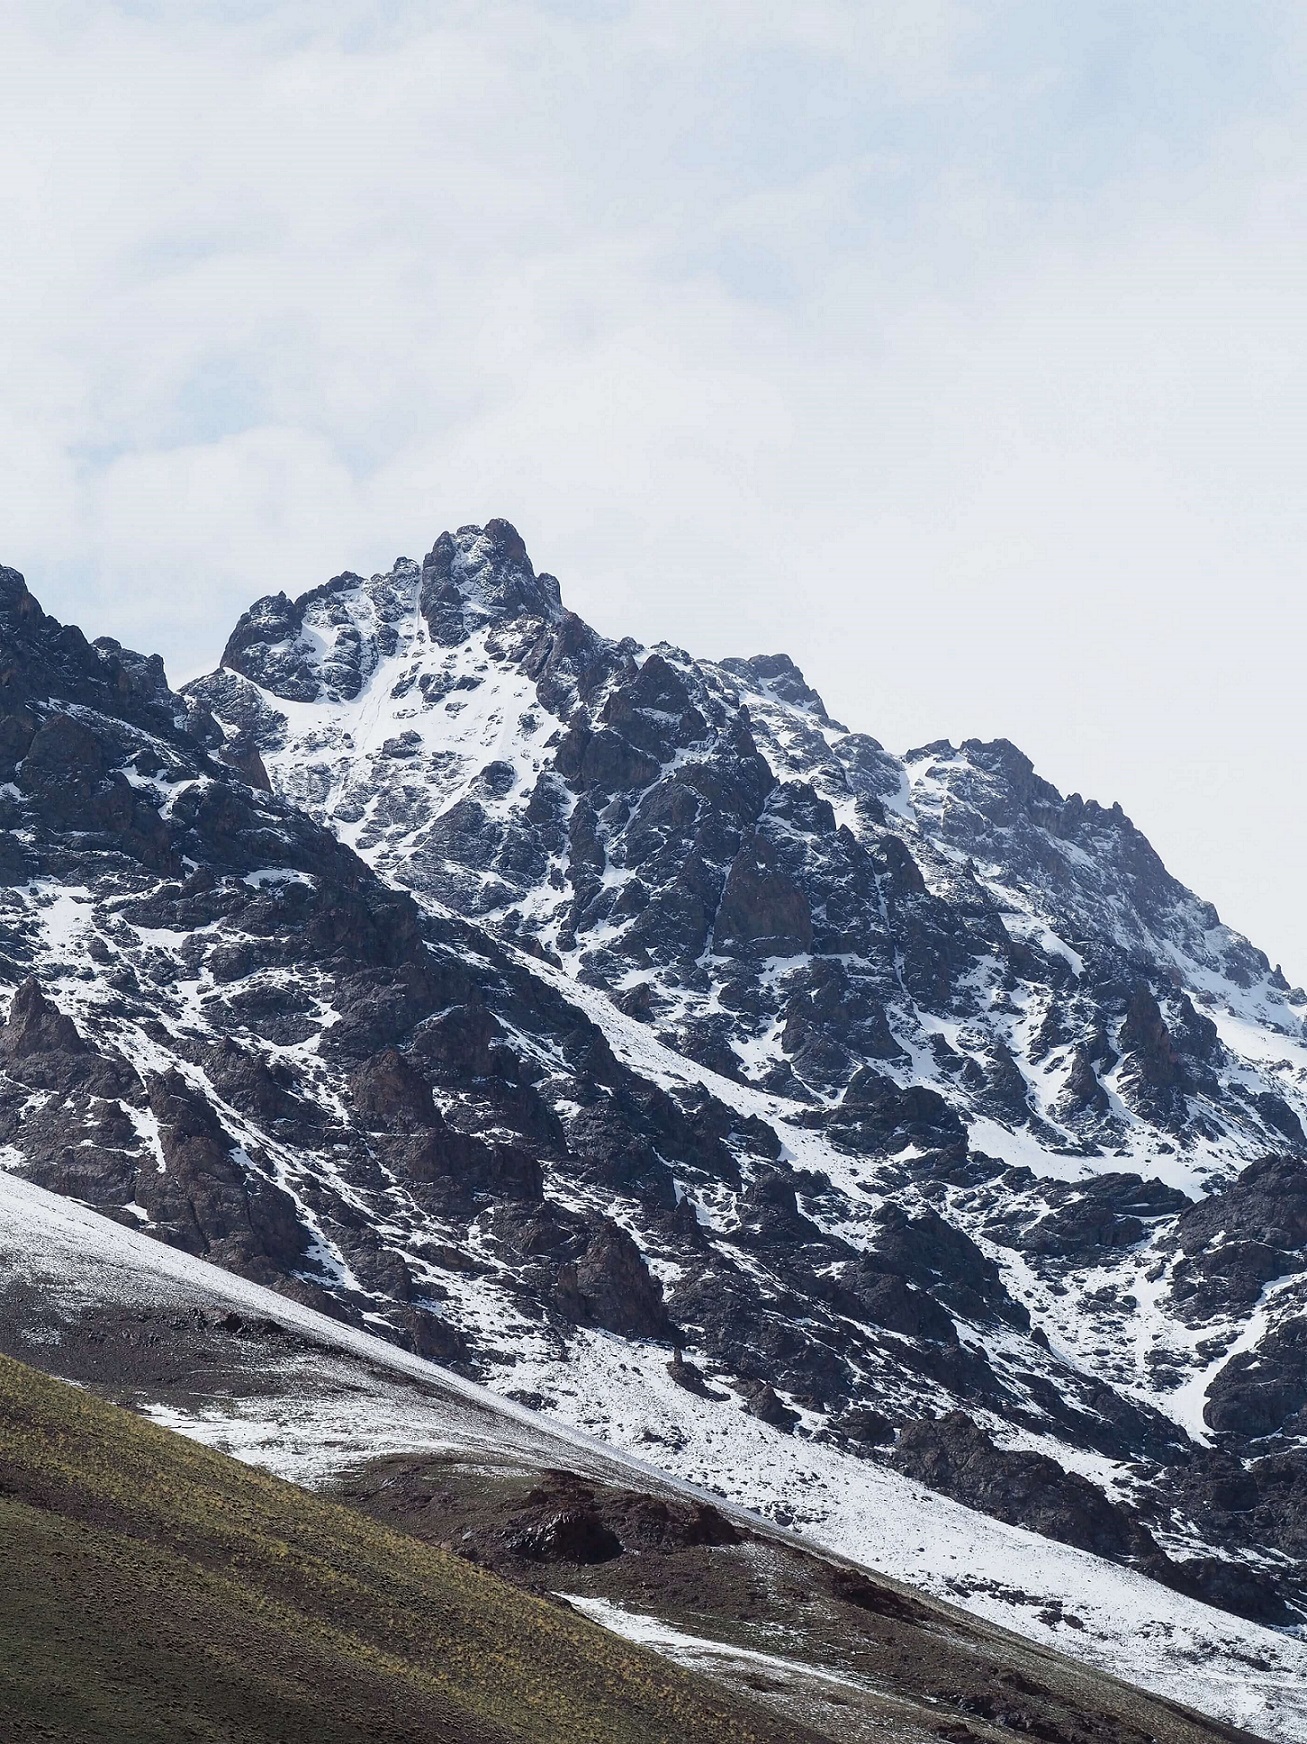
<box><xmin>1</xmin><ymin>531</ymin><xmax>1307</xmax><ymax>1729</ymax></box>
<box><xmin>2</xmin><ymin>1167</ymin><xmax>1300</xmax><ymax>1743</ymax></box>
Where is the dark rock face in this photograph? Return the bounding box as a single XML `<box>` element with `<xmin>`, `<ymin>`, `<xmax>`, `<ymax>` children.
<box><xmin>1170</xmin><ymin>1155</ymin><xmax>1307</xmax><ymax>1325</ymax></box>
<box><xmin>419</xmin><ymin>520</ymin><xmax>563</xmax><ymax>647</ymax></box>
<box><xmin>719</xmin><ymin>653</ymin><xmax>839</xmax><ymax>724</ymax></box>
<box><xmin>4</xmin><ymin>977</ymin><xmax>89</xmax><ymax>1059</ymax></box>
<box><xmin>1006</xmin><ymin>1173</ymin><xmax>1191</xmax><ymax>1261</ymax></box>
<box><xmin>1207</xmin><ymin>1319</ymin><xmax>1307</xmax><ymax>1441</ymax></box>
<box><xmin>1116</xmin><ymin>983</ymin><xmax>1188</xmax><ymax>1120</ymax></box>
<box><xmin>827</xmin><ymin>1406</ymin><xmax>895</xmax><ymax>1447</ymax></box>
<box><xmin>1058</xmin><ymin>1044</ymin><xmax>1109</xmax><ymax>1118</ymax></box>
<box><xmin>869</xmin><ymin>1205</ymin><xmax>1029</xmax><ymax>1332</ymax></box>
<box><xmin>509</xmin><ymin>1508</ymin><xmax>623</xmax><ymax>1565</ymax></box>
<box><xmin>829</xmin><ymin>1070</ymin><xmax>964</xmax><ymax>1153</ymax></box>
<box><xmin>839</xmin><ymin>1263</ymin><xmax>958</xmax><ymax>1344</ymax></box>
<box><xmin>1120</xmin><ymin>983</ymin><xmax>1184</xmax><ymax>1086</ymax></box>
<box><xmin>0</xmin><ymin>567</ymin><xmax>187</xmax><ymax>741</ymax></box>
<box><xmin>565</xmin><ymin>1220</ymin><xmax>673</xmax><ymax>1341</ymax></box>
<box><xmin>135</xmin><ymin>1068</ymin><xmax>309</xmax><ymax>1280</ymax></box>
<box><xmin>0</xmin><ymin>562</ymin><xmax>684</xmax><ymax>1353</ymax></box>
<box><xmin>738</xmin><ymin>1379</ymin><xmax>801</xmax><ymax>1432</ymax></box>
<box><xmin>1</xmin><ymin>978</ymin><xmax>137</xmax><ymax>1102</ymax></box>
<box><xmin>346</xmin><ymin>1461</ymin><xmax>741</xmax><ymax>1582</ymax></box>
<box><xmin>1154</xmin><ymin>1553</ymin><xmax>1292</xmax><ymax>1626</ymax></box>
<box><xmin>350</xmin><ymin>1048</ymin><xmax>439</xmax><ymax>1130</ymax></box>
<box><xmin>713</xmin><ymin>833</ymin><xmax>813</xmax><ymax>958</ymax></box>
<box><xmin>891</xmin><ymin>1413</ymin><xmax>1148</xmax><ymax>1560</ymax></box>
<box><xmin>187</xmin><ymin>524</ymin><xmax>1305</xmax><ymax>1177</ymax></box>
<box><xmin>665</xmin><ymin>1352</ymin><xmax>724</xmax><ymax>1397</ymax></box>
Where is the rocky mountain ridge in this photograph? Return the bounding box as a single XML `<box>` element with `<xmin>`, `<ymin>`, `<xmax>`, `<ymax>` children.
<box><xmin>2</xmin><ymin>528</ymin><xmax>1307</xmax><ymax>1701</ymax></box>
<box><xmin>191</xmin><ymin>521</ymin><xmax>1305</xmax><ymax>1153</ymax></box>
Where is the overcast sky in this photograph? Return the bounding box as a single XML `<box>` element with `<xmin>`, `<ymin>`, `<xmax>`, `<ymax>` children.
<box><xmin>3</xmin><ymin>3</ymin><xmax>1307</xmax><ymax>976</ymax></box>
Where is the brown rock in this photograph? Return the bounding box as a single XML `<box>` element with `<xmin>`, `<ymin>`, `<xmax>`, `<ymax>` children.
<box><xmin>567</xmin><ymin>1219</ymin><xmax>673</xmax><ymax>1341</ymax></box>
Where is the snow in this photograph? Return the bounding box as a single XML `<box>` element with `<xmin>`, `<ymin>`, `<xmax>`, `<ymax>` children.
<box><xmin>24</xmin><ymin>883</ymin><xmax>95</xmax><ymax>953</ymax></box>
<box><xmin>242</xmin><ymin>868</ymin><xmax>315</xmax><ymax>889</ymax></box>
<box><xmin>207</xmin><ymin>557</ymin><xmax>1307</xmax><ymax>1213</ymax></box>
<box><xmin>963</xmin><ymin>1115</ymin><xmax>1097</xmax><ymax>1184</ymax></box>
<box><xmin>562</xmin><ymin>1594</ymin><xmax>882</xmax><ymax>1697</ymax></box>
<box><xmin>21</xmin><ymin>548</ymin><xmax>1298</xmax><ymax>1739</ymax></box>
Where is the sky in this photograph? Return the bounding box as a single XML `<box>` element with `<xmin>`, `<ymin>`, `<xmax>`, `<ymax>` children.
<box><xmin>3</xmin><ymin>3</ymin><xmax>1307</xmax><ymax>976</ymax></box>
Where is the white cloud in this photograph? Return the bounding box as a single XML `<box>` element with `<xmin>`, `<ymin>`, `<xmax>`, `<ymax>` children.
<box><xmin>2</xmin><ymin>3</ymin><xmax>1307</xmax><ymax>973</ymax></box>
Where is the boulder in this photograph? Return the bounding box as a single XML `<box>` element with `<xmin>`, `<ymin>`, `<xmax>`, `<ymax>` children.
<box><xmin>565</xmin><ymin>1220</ymin><xmax>673</xmax><ymax>1341</ymax></box>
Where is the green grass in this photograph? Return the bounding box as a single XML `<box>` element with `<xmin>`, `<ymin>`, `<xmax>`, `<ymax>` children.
<box><xmin>0</xmin><ymin>1353</ymin><xmax>814</xmax><ymax>1744</ymax></box>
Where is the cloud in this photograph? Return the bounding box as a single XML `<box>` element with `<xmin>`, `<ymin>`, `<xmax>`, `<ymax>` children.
<box><xmin>2</xmin><ymin>2</ymin><xmax>1307</xmax><ymax>972</ymax></box>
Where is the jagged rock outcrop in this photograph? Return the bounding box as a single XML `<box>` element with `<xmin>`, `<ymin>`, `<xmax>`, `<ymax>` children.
<box><xmin>1169</xmin><ymin>1155</ymin><xmax>1307</xmax><ymax>1326</ymax></box>
<box><xmin>563</xmin><ymin>1219</ymin><xmax>674</xmax><ymax>1341</ymax></box>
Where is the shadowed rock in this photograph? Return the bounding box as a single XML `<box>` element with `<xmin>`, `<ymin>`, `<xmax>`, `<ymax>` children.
<box><xmin>560</xmin><ymin>1220</ymin><xmax>673</xmax><ymax>1342</ymax></box>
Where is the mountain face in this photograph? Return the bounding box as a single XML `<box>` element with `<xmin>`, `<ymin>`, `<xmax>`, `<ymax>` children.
<box><xmin>189</xmin><ymin>521</ymin><xmax>1302</xmax><ymax>1145</ymax></box>
<box><xmin>4</xmin><ymin>527</ymin><xmax>1307</xmax><ymax>1729</ymax></box>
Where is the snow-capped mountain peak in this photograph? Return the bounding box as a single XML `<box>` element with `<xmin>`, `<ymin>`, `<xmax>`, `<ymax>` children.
<box><xmin>4</xmin><ymin>525</ymin><xmax>1307</xmax><ymax>1728</ymax></box>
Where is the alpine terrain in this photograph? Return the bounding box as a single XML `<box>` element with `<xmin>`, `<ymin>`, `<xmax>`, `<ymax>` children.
<box><xmin>1</xmin><ymin>1168</ymin><xmax>1267</xmax><ymax>1744</ymax></box>
<box><xmin>2</xmin><ymin>523</ymin><xmax>1307</xmax><ymax>1738</ymax></box>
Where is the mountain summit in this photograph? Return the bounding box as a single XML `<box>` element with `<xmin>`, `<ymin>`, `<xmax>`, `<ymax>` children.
<box><xmin>192</xmin><ymin>518</ymin><xmax>1300</xmax><ymax>1147</ymax></box>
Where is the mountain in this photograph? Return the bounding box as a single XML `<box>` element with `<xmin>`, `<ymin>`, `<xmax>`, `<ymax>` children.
<box><xmin>1</xmin><ymin>530</ymin><xmax>1307</xmax><ymax>1736</ymax></box>
<box><xmin>0</xmin><ymin>1168</ymin><xmax>1289</xmax><ymax>1744</ymax></box>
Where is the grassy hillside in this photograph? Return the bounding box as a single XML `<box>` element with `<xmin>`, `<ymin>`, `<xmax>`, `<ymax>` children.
<box><xmin>0</xmin><ymin>1353</ymin><xmax>816</xmax><ymax>1744</ymax></box>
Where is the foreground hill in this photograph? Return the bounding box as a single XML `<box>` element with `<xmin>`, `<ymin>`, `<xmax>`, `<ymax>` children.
<box><xmin>0</xmin><ymin>1172</ymin><xmax>1284</xmax><ymax>1744</ymax></box>
<box><xmin>0</xmin><ymin>1349</ymin><xmax>831</xmax><ymax>1744</ymax></box>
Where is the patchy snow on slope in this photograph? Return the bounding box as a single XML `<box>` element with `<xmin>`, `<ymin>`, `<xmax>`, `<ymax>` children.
<box><xmin>562</xmin><ymin>1594</ymin><xmax>885</xmax><ymax>1698</ymax></box>
<box><xmin>2</xmin><ymin>1169</ymin><xmax>1304</xmax><ymax>1742</ymax></box>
